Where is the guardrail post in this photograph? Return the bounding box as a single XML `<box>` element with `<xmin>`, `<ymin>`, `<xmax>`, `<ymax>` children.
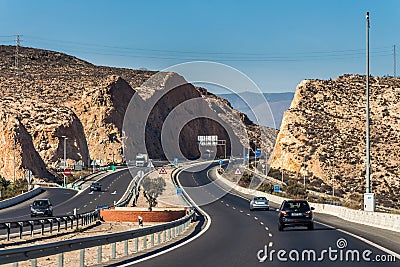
<box><xmin>168</xmin><ymin>228</ymin><xmax>171</xmax><ymax>240</ymax></box>
<box><xmin>172</xmin><ymin>227</ymin><xmax>176</xmax><ymax>238</ymax></box>
<box><xmin>111</xmin><ymin>242</ymin><xmax>116</xmax><ymax>259</ymax></box>
<box><xmin>6</xmin><ymin>223</ymin><xmax>10</xmax><ymax>241</ymax></box>
<box><xmin>64</xmin><ymin>217</ymin><xmax>67</xmax><ymax>230</ymax></box>
<box><xmin>158</xmin><ymin>231</ymin><xmax>161</xmax><ymax>244</ymax></box>
<box><xmin>48</xmin><ymin>219</ymin><xmax>53</xmax><ymax>234</ymax></box>
<box><xmin>151</xmin><ymin>233</ymin><xmax>155</xmax><ymax>247</ymax></box>
<box><xmin>29</xmin><ymin>221</ymin><xmax>34</xmax><ymax>237</ymax></box>
<box><xmin>70</xmin><ymin>216</ymin><xmax>74</xmax><ymax>229</ymax></box>
<box><xmin>134</xmin><ymin>237</ymin><xmax>138</xmax><ymax>252</ymax></box>
<box><xmin>163</xmin><ymin>230</ymin><xmax>166</xmax><ymax>242</ymax></box>
<box><xmin>76</xmin><ymin>215</ymin><xmax>79</xmax><ymax>228</ymax></box>
<box><xmin>31</xmin><ymin>258</ymin><xmax>37</xmax><ymax>267</ymax></box>
<box><xmin>58</xmin><ymin>253</ymin><xmax>64</xmax><ymax>267</ymax></box>
<box><xmin>143</xmin><ymin>235</ymin><xmax>147</xmax><ymax>249</ymax></box>
<box><xmin>97</xmin><ymin>246</ymin><xmax>102</xmax><ymax>264</ymax></box>
<box><xmin>18</xmin><ymin>222</ymin><xmax>23</xmax><ymax>239</ymax></box>
<box><xmin>40</xmin><ymin>220</ymin><xmax>45</xmax><ymax>235</ymax></box>
<box><xmin>79</xmin><ymin>249</ymin><xmax>85</xmax><ymax>267</ymax></box>
<box><xmin>124</xmin><ymin>240</ymin><xmax>128</xmax><ymax>256</ymax></box>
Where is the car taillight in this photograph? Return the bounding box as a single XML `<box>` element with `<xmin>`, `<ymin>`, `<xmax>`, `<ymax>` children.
<box><xmin>306</xmin><ymin>210</ymin><xmax>312</xmax><ymax>214</ymax></box>
<box><xmin>250</xmin><ymin>201</ymin><xmax>254</xmax><ymax>205</ymax></box>
<box><xmin>280</xmin><ymin>211</ymin><xmax>287</xmax><ymax>216</ymax></box>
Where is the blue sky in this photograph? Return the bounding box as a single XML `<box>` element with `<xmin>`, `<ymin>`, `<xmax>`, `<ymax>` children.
<box><xmin>1</xmin><ymin>0</ymin><xmax>399</xmax><ymax>93</ymax></box>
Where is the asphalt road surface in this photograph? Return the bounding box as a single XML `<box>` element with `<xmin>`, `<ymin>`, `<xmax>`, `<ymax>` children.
<box><xmin>0</xmin><ymin>168</ymin><xmax>139</xmax><ymax>223</ymax></box>
<box><xmin>131</xmin><ymin>164</ymin><xmax>398</xmax><ymax>267</ymax></box>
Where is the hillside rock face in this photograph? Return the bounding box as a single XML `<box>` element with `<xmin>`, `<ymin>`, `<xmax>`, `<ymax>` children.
<box><xmin>0</xmin><ymin>45</ymin><xmax>272</xmax><ymax>182</ymax></box>
<box><xmin>269</xmin><ymin>74</ymin><xmax>400</xmax><ymax>208</ymax></box>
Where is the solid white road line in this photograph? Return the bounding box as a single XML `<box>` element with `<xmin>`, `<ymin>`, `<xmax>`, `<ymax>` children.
<box><xmin>315</xmin><ymin>220</ymin><xmax>400</xmax><ymax>260</ymax></box>
<box><xmin>122</xmin><ymin>166</ymin><xmax>213</xmax><ymax>266</ymax></box>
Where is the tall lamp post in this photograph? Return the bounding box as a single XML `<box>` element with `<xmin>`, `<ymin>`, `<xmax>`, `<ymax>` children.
<box><xmin>62</xmin><ymin>136</ymin><xmax>68</xmax><ymax>187</ymax></box>
<box><xmin>364</xmin><ymin>12</ymin><xmax>375</xmax><ymax>212</ymax></box>
<box><xmin>13</xmin><ymin>133</ymin><xmax>18</xmax><ymax>183</ymax></box>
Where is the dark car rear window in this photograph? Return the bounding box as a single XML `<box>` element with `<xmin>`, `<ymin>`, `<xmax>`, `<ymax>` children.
<box><xmin>33</xmin><ymin>200</ymin><xmax>49</xmax><ymax>207</ymax></box>
<box><xmin>283</xmin><ymin>201</ymin><xmax>310</xmax><ymax>212</ymax></box>
<box><xmin>254</xmin><ymin>197</ymin><xmax>267</xmax><ymax>201</ymax></box>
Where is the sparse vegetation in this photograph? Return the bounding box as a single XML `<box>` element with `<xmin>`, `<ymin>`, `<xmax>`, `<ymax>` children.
<box><xmin>0</xmin><ymin>177</ymin><xmax>28</xmax><ymax>200</ymax></box>
<box><xmin>141</xmin><ymin>176</ymin><xmax>166</xmax><ymax>211</ymax></box>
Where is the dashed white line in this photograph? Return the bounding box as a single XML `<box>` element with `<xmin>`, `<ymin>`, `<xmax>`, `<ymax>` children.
<box><xmin>239</xmin><ymin>210</ymin><xmax>243</xmax><ymax>213</ymax></box>
<box><xmin>268</xmin><ymin>233</ymin><xmax>273</xmax><ymax>237</ymax></box>
<box><xmin>247</xmin><ymin>213</ymin><xmax>250</xmax><ymax>216</ymax></box>
<box><xmin>254</xmin><ymin>217</ymin><xmax>258</xmax><ymax>220</ymax></box>
<box><xmin>226</xmin><ymin>204</ymin><xmax>229</xmax><ymax>207</ymax></box>
<box><xmin>260</xmin><ymin>222</ymin><xmax>264</xmax><ymax>225</ymax></box>
<box><xmin>265</xmin><ymin>227</ymin><xmax>269</xmax><ymax>231</ymax></box>
<box><xmin>269</xmin><ymin>242</ymin><xmax>273</xmax><ymax>247</ymax></box>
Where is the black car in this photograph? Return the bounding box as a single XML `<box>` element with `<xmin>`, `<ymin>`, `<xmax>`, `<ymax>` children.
<box><xmin>278</xmin><ymin>200</ymin><xmax>314</xmax><ymax>231</ymax></box>
<box><xmin>90</xmin><ymin>182</ymin><xmax>101</xmax><ymax>191</ymax></box>
<box><xmin>30</xmin><ymin>199</ymin><xmax>53</xmax><ymax>217</ymax></box>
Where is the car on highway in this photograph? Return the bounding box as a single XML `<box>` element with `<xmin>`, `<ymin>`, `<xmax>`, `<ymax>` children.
<box><xmin>30</xmin><ymin>199</ymin><xmax>53</xmax><ymax>217</ymax></box>
<box><xmin>278</xmin><ymin>199</ymin><xmax>314</xmax><ymax>231</ymax></box>
<box><xmin>90</xmin><ymin>182</ymin><xmax>102</xmax><ymax>191</ymax></box>
<box><xmin>249</xmin><ymin>196</ymin><xmax>270</xmax><ymax>211</ymax></box>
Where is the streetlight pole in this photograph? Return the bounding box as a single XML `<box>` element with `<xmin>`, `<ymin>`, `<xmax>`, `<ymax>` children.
<box><xmin>365</xmin><ymin>11</ymin><xmax>371</xmax><ymax>195</ymax></box>
<box><xmin>13</xmin><ymin>133</ymin><xmax>17</xmax><ymax>183</ymax></box>
<box><xmin>364</xmin><ymin>11</ymin><xmax>375</xmax><ymax>212</ymax></box>
<box><xmin>62</xmin><ymin>136</ymin><xmax>68</xmax><ymax>187</ymax></box>
<box><xmin>281</xmin><ymin>149</ymin><xmax>284</xmax><ymax>183</ymax></box>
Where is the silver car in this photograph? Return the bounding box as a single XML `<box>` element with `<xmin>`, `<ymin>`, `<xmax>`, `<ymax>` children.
<box><xmin>250</xmin><ymin>196</ymin><xmax>269</xmax><ymax>211</ymax></box>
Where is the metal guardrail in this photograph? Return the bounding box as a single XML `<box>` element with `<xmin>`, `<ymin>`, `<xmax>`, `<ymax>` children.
<box><xmin>0</xmin><ymin>210</ymin><xmax>100</xmax><ymax>241</ymax></box>
<box><xmin>0</xmin><ymin>166</ymin><xmax>198</xmax><ymax>266</ymax></box>
<box><xmin>0</xmin><ymin>211</ymin><xmax>194</xmax><ymax>266</ymax></box>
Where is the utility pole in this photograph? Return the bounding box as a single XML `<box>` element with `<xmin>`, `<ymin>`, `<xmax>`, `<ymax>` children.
<box><xmin>394</xmin><ymin>45</ymin><xmax>397</xmax><ymax>78</ymax></box>
<box><xmin>13</xmin><ymin>133</ymin><xmax>17</xmax><ymax>183</ymax></box>
<box><xmin>365</xmin><ymin>12</ymin><xmax>371</xmax><ymax>195</ymax></box>
<box><xmin>62</xmin><ymin>136</ymin><xmax>68</xmax><ymax>187</ymax></box>
<box><xmin>364</xmin><ymin>12</ymin><xmax>375</xmax><ymax>212</ymax></box>
<box><xmin>15</xmin><ymin>35</ymin><xmax>20</xmax><ymax>71</ymax></box>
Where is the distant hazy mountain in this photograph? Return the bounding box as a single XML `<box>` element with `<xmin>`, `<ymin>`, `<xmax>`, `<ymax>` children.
<box><xmin>217</xmin><ymin>92</ymin><xmax>294</xmax><ymax>128</ymax></box>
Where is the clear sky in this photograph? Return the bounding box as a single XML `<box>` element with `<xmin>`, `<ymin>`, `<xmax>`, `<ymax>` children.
<box><xmin>1</xmin><ymin>0</ymin><xmax>399</xmax><ymax>93</ymax></box>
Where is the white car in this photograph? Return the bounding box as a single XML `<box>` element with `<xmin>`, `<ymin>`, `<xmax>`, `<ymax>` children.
<box><xmin>250</xmin><ymin>196</ymin><xmax>269</xmax><ymax>211</ymax></box>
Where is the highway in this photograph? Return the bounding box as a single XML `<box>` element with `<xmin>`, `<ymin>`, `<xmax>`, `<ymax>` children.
<box><xmin>0</xmin><ymin>168</ymin><xmax>138</xmax><ymax>223</ymax></box>
<box><xmin>130</xmin><ymin>164</ymin><xmax>398</xmax><ymax>267</ymax></box>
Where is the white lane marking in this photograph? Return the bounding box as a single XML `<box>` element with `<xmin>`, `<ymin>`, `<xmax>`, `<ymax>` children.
<box><xmin>260</xmin><ymin>222</ymin><xmax>264</xmax><ymax>225</ymax></box>
<box><xmin>84</xmin><ymin>205</ymin><xmax>87</xmax><ymax>208</ymax></box>
<box><xmin>268</xmin><ymin>233</ymin><xmax>273</xmax><ymax>237</ymax></box>
<box><xmin>226</xmin><ymin>204</ymin><xmax>229</xmax><ymax>207</ymax></box>
<box><xmin>124</xmin><ymin>164</ymin><xmax>213</xmax><ymax>266</ymax></box>
<box><xmin>265</xmin><ymin>227</ymin><xmax>269</xmax><ymax>231</ymax></box>
<box><xmin>247</xmin><ymin>213</ymin><xmax>250</xmax><ymax>216</ymax></box>
<box><xmin>269</xmin><ymin>242</ymin><xmax>273</xmax><ymax>247</ymax></box>
<box><xmin>254</xmin><ymin>217</ymin><xmax>258</xmax><ymax>220</ymax></box>
<box><xmin>88</xmin><ymin>191</ymin><xmax>93</xmax><ymax>195</ymax></box>
<box><xmin>111</xmin><ymin>191</ymin><xmax>116</xmax><ymax>195</ymax></box>
<box><xmin>315</xmin><ymin>220</ymin><xmax>400</xmax><ymax>260</ymax></box>
<box><xmin>221</xmin><ymin>200</ymin><xmax>224</xmax><ymax>203</ymax></box>
<box><xmin>232</xmin><ymin>207</ymin><xmax>236</xmax><ymax>210</ymax></box>
<box><xmin>240</xmin><ymin>210</ymin><xmax>243</xmax><ymax>213</ymax></box>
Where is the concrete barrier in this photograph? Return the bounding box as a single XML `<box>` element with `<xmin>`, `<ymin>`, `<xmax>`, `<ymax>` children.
<box><xmin>215</xmin><ymin>169</ymin><xmax>400</xmax><ymax>233</ymax></box>
<box><xmin>0</xmin><ymin>187</ymin><xmax>44</xmax><ymax>209</ymax></box>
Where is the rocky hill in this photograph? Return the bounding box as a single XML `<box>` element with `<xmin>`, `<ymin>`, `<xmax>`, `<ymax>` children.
<box><xmin>0</xmin><ymin>45</ymin><xmax>274</xmax><ymax>183</ymax></box>
<box><xmin>269</xmin><ymin>74</ymin><xmax>400</xmax><ymax>209</ymax></box>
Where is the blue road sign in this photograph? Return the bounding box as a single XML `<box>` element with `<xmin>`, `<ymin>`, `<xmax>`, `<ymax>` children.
<box><xmin>255</xmin><ymin>150</ymin><xmax>261</xmax><ymax>157</ymax></box>
<box><xmin>174</xmin><ymin>158</ymin><xmax>178</xmax><ymax>164</ymax></box>
<box><xmin>274</xmin><ymin>185</ymin><xmax>280</xmax><ymax>193</ymax></box>
<box><xmin>218</xmin><ymin>159</ymin><xmax>223</xmax><ymax>165</ymax></box>
<box><xmin>177</xmin><ymin>187</ymin><xmax>183</xmax><ymax>195</ymax></box>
